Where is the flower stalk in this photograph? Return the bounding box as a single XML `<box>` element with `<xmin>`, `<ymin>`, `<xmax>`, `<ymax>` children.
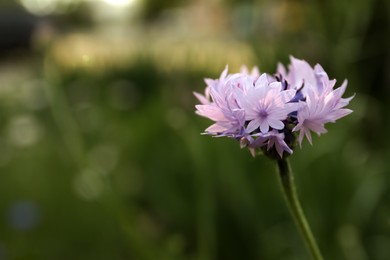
<box><xmin>276</xmin><ymin>158</ymin><xmax>324</xmax><ymax>260</ymax></box>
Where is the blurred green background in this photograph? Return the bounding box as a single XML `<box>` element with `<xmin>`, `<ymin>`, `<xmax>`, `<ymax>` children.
<box><xmin>0</xmin><ymin>0</ymin><xmax>389</xmax><ymax>259</ymax></box>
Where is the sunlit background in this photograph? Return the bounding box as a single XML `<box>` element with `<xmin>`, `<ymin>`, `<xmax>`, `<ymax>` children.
<box><xmin>0</xmin><ymin>0</ymin><xmax>389</xmax><ymax>259</ymax></box>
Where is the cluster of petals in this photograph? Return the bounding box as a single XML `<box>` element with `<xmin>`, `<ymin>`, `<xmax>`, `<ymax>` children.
<box><xmin>194</xmin><ymin>57</ymin><xmax>354</xmax><ymax>158</ymax></box>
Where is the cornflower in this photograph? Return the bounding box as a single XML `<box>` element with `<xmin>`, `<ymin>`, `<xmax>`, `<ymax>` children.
<box><xmin>194</xmin><ymin>57</ymin><xmax>354</xmax><ymax>260</ymax></box>
<box><xmin>194</xmin><ymin>57</ymin><xmax>353</xmax><ymax>158</ymax></box>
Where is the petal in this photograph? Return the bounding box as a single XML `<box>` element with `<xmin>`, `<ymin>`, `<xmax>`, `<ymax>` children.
<box><xmin>279</xmin><ymin>89</ymin><xmax>296</xmax><ymax>103</ymax></box>
<box><xmin>260</xmin><ymin>120</ymin><xmax>269</xmax><ymax>133</ymax></box>
<box><xmin>232</xmin><ymin>109</ymin><xmax>246</xmax><ymax>126</ymax></box>
<box><xmin>267</xmin><ymin>137</ymin><xmax>275</xmax><ymax>151</ymax></box>
<box><xmin>255</xmin><ymin>73</ymin><xmax>269</xmax><ymax>88</ymax></box>
<box><xmin>275</xmin><ymin>141</ymin><xmax>284</xmax><ymax>158</ymax></box>
<box><xmin>204</xmin><ymin>78</ymin><xmax>216</xmax><ymax>87</ymax></box>
<box><xmin>246</xmin><ymin>119</ymin><xmax>261</xmax><ymax>133</ymax></box>
<box><xmin>205</xmin><ymin>123</ymin><xmax>229</xmax><ymax>133</ymax></box>
<box><xmin>268</xmin><ymin>119</ymin><xmax>284</xmax><ymax>130</ymax></box>
<box><xmin>290</xmin><ymin>56</ymin><xmax>316</xmax><ymax>87</ymax></box>
<box><xmin>240</xmin><ymin>65</ymin><xmax>249</xmax><ymax>75</ymax></box>
<box><xmin>326</xmin><ymin>108</ymin><xmax>353</xmax><ymax>122</ymax></box>
<box><xmin>269</xmin><ymin>82</ymin><xmax>282</xmax><ymax>93</ymax></box>
<box><xmin>193</xmin><ymin>91</ymin><xmax>210</xmax><ymax>105</ymax></box>
<box><xmin>195</xmin><ymin>105</ymin><xmax>227</xmax><ymax>121</ymax></box>
<box><xmin>298</xmin><ymin>129</ymin><xmax>305</xmax><ymax>147</ymax></box>
<box><xmin>220</xmin><ymin>65</ymin><xmax>228</xmax><ymax>81</ymax></box>
<box><xmin>277</xmin><ymin>62</ymin><xmax>287</xmax><ymax>78</ymax></box>
<box><xmin>251</xmin><ymin>67</ymin><xmax>260</xmax><ymax>78</ymax></box>
<box><xmin>305</xmin><ymin>129</ymin><xmax>313</xmax><ymax>145</ymax></box>
<box><xmin>234</xmin><ymin>89</ymin><xmax>257</xmax><ymax>118</ymax></box>
<box><xmin>209</xmin><ymin>86</ymin><xmax>226</xmax><ymax>108</ymax></box>
<box><xmin>314</xmin><ymin>63</ymin><xmax>328</xmax><ymax>80</ymax></box>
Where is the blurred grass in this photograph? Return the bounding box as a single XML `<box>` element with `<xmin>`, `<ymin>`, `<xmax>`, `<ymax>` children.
<box><xmin>0</xmin><ymin>0</ymin><xmax>389</xmax><ymax>259</ymax></box>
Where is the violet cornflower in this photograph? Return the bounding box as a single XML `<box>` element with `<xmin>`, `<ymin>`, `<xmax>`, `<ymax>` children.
<box><xmin>278</xmin><ymin>57</ymin><xmax>354</xmax><ymax>145</ymax></box>
<box><xmin>194</xmin><ymin>57</ymin><xmax>354</xmax><ymax>159</ymax></box>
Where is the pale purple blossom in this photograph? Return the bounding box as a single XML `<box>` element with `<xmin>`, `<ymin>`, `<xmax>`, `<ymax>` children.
<box><xmin>194</xmin><ymin>57</ymin><xmax>353</xmax><ymax>159</ymax></box>
<box><xmin>195</xmin><ymin>66</ymin><xmax>247</xmax><ymax>136</ymax></box>
<box><xmin>278</xmin><ymin>57</ymin><xmax>354</xmax><ymax>145</ymax></box>
<box><xmin>250</xmin><ymin>130</ymin><xmax>293</xmax><ymax>158</ymax></box>
<box><xmin>234</xmin><ymin>74</ymin><xmax>298</xmax><ymax>133</ymax></box>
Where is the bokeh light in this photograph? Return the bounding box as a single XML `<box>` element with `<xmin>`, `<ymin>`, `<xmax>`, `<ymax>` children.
<box><xmin>18</xmin><ymin>0</ymin><xmax>76</xmax><ymax>15</ymax></box>
<box><xmin>7</xmin><ymin>201</ymin><xmax>40</xmax><ymax>231</ymax></box>
<box><xmin>103</xmin><ymin>0</ymin><xmax>135</xmax><ymax>7</ymax></box>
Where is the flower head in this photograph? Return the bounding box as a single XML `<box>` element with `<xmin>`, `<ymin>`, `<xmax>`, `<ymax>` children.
<box><xmin>278</xmin><ymin>57</ymin><xmax>354</xmax><ymax>145</ymax></box>
<box><xmin>234</xmin><ymin>74</ymin><xmax>298</xmax><ymax>134</ymax></box>
<box><xmin>195</xmin><ymin>58</ymin><xmax>354</xmax><ymax>159</ymax></box>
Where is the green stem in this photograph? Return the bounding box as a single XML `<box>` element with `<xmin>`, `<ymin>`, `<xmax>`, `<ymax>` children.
<box><xmin>276</xmin><ymin>158</ymin><xmax>324</xmax><ymax>260</ymax></box>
